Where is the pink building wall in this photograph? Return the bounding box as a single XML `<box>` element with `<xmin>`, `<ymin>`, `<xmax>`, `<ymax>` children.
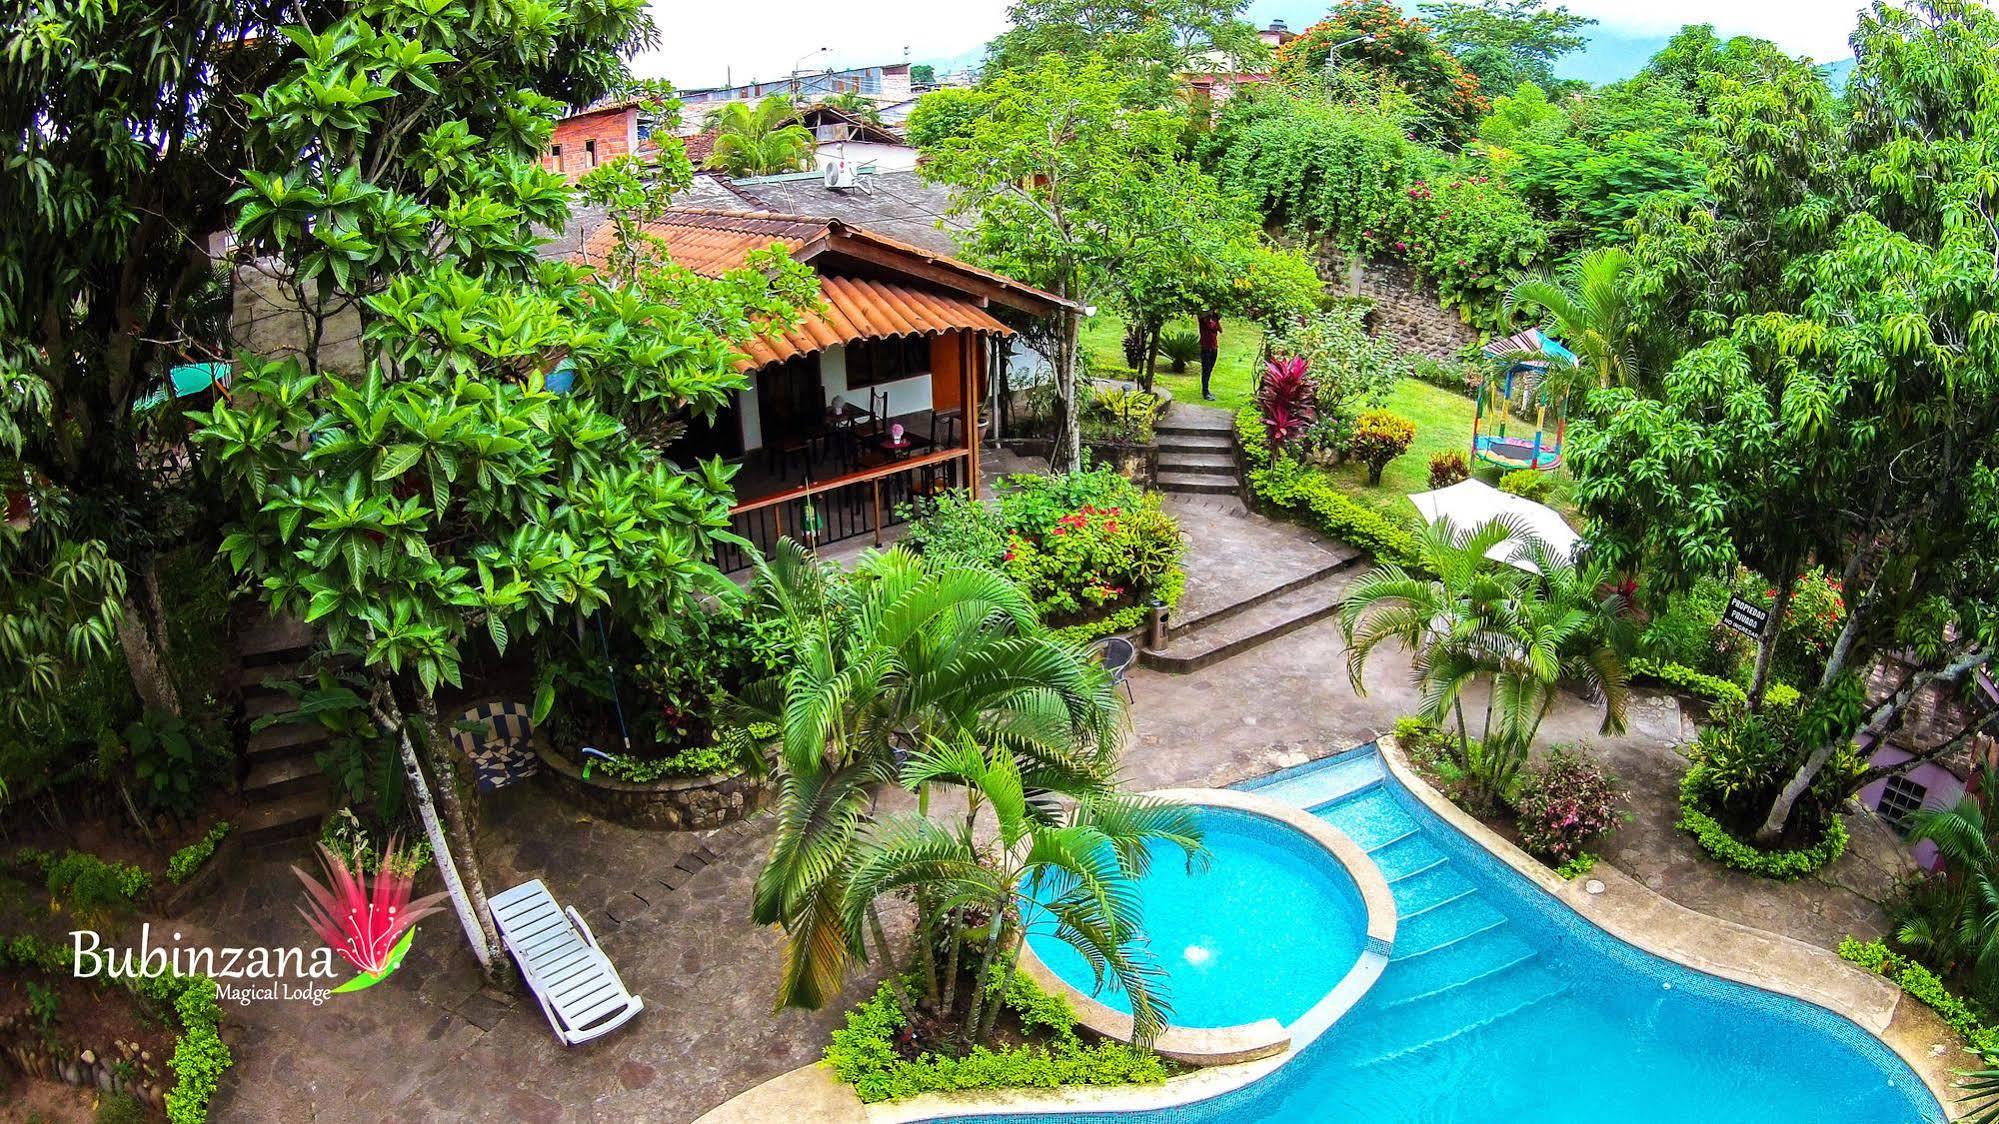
<box><xmin>1857</xmin><ymin>741</ymin><xmax>1964</xmax><ymax>871</ymax></box>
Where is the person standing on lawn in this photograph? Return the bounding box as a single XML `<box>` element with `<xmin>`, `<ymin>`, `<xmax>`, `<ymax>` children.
<box><xmin>1197</xmin><ymin>312</ymin><xmax>1221</xmax><ymax>401</ymax></box>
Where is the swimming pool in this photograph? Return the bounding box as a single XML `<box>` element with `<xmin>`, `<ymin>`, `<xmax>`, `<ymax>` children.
<box><xmin>965</xmin><ymin>746</ymin><xmax>1946</xmax><ymax>1123</ymax></box>
<box><xmin>1024</xmin><ymin>806</ymin><xmax>1369</xmax><ymax>1029</ymax></box>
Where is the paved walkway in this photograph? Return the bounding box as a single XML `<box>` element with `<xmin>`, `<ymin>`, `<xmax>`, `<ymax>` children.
<box><xmin>191</xmin><ymin>494</ymin><xmax>1917</xmax><ymax>1122</ymax></box>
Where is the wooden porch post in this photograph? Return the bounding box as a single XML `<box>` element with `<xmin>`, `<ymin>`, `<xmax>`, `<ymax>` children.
<box><xmin>965</xmin><ymin>330</ymin><xmax>981</xmax><ymax>499</ymax></box>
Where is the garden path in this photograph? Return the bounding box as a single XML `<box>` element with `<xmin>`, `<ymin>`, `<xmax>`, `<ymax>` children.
<box><xmin>187</xmin><ymin>494</ymin><xmax>1913</xmax><ymax>1122</ymax></box>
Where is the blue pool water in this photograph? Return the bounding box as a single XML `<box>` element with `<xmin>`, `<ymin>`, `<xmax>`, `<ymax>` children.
<box><xmin>975</xmin><ymin>747</ymin><xmax>1946</xmax><ymax>1123</ymax></box>
<box><xmin>1025</xmin><ymin>807</ymin><xmax>1367</xmax><ymax>1028</ymax></box>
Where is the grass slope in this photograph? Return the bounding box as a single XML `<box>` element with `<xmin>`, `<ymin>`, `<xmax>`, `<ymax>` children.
<box><xmin>1080</xmin><ymin>313</ymin><xmax>1574</xmax><ymax>517</ymax></box>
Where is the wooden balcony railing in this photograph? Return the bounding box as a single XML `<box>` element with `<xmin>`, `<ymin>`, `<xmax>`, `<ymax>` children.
<box><xmin>716</xmin><ymin>448</ymin><xmax>970</xmax><ymax>572</ymax></box>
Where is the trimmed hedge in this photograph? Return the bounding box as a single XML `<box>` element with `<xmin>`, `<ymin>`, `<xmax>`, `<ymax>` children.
<box><xmin>0</xmin><ymin>934</ymin><xmax>231</xmax><ymax>1122</ymax></box>
<box><xmin>825</xmin><ymin>972</ymin><xmax>1169</xmax><ymax>1103</ymax></box>
<box><xmin>1839</xmin><ymin>938</ymin><xmax>1999</xmax><ymax>1053</ymax></box>
<box><xmin>166</xmin><ymin>821</ymin><xmax>231</xmax><ymax>885</ymax></box>
<box><xmin>1236</xmin><ymin>407</ymin><xmax>1425</xmax><ymax>567</ymax></box>
<box><xmin>1628</xmin><ymin>657</ymin><xmax>1747</xmax><ymax>707</ymax></box>
<box><xmin>1677</xmin><ymin>767</ymin><xmax>1848</xmax><ymax>880</ymax></box>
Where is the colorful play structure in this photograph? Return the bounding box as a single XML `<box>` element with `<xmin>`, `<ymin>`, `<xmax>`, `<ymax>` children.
<box><xmin>1472</xmin><ymin>328</ymin><xmax>1575</xmax><ymax>472</ymax></box>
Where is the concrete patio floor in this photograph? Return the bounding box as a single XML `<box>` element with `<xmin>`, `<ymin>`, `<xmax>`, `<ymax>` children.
<box><xmin>190</xmin><ymin>496</ymin><xmax>1918</xmax><ymax>1123</ymax></box>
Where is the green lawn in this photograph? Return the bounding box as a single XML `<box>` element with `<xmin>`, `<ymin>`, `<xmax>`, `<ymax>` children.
<box><xmin>1082</xmin><ymin>313</ymin><xmax>1575</xmax><ymax>518</ymax></box>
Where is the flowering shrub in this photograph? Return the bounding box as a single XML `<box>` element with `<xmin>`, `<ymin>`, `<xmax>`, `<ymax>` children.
<box><xmin>902</xmin><ymin>468</ymin><xmax>1185</xmax><ymax>639</ymax></box>
<box><xmin>1257</xmin><ymin>355</ymin><xmax>1317</xmax><ymax>447</ymax></box>
<box><xmin>1272</xmin><ymin>1</ymin><xmax>1486</xmax><ymax>137</ymax></box>
<box><xmin>1772</xmin><ymin>567</ymin><xmax>1846</xmax><ymax>684</ymax></box>
<box><xmin>1387</xmin><ymin>168</ymin><xmax>1546</xmax><ymax>330</ymax></box>
<box><xmin>1513</xmin><ymin>748</ymin><xmax>1625</xmax><ymax>863</ymax></box>
<box><xmin>1347</xmin><ymin>410</ymin><xmax>1417</xmax><ymax>484</ymax></box>
<box><xmin>1428</xmin><ymin>449</ymin><xmax>1470</xmax><ymax>488</ymax></box>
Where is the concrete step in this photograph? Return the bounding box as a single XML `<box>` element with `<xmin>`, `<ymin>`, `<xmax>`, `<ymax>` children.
<box><xmin>237</xmin><ymin>615</ymin><xmax>315</xmax><ymax>664</ymax></box>
<box><xmin>238</xmin><ymin>791</ymin><xmax>328</xmax><ymax>845</ymax></box>
<box><xmin>1156</xmin><ymin>452</ymin><xmax>1236</xmax><ymax>475</ymax></box>
<box><xmin>1168</xmin><ymin>545</ymin><xmax>1364</xmax><ymax>638</ymax></box>
<box><xmin>1141</xmin><ymin>571</ymin><xmax>1354</xmax><ymax>674</ymax></box>
<box><xmin>243</xmin><ymin>691</ymin><xmax>298</xmax><ymax>721</ymax></box>
<box><xmin>1156</xmin><ymin>407</ymin><xmax>1236</xmax><ymax>436</ymax></box>
<box><xmin>247</xmin><ymin>720</ymin><xmax>328</xmax><ymax>763</ymax></box>
<box><xmin>1156</xmin><ymin>431</ymin><xmax>1234</xmax><ymax>452</ymax></box>
<box><xmin>234</xmin><ymin>660</ymin><xmax>305</xmax><ymax>692</ymax></box>
<box><xmin>245</xmin><ymin>753</ymin><xmax>324</xmax><ymax>801</ymax></box>
<box><xmin>1156</xmin><ymin>471</ymin><xmax>1239</xmax><ymax>495</ymax></box>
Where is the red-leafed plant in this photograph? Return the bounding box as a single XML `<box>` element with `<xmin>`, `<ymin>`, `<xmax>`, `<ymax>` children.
<box><xmin>294</xmin><ymin>838</ymin><xmax>447</xmax><ymax>992</ymax></box>
<box><xmin>1514</xmin><ymin>748</ymin><xmax>1626</xmax><ymax>863</ymax></box>
<box><xmin>1257</xmin><ymin>356</ymin><xmax>1317</xmax><ymax>447</ymax></box>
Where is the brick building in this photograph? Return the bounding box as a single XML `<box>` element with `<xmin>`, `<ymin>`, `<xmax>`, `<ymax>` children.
<box><xmin>544</xmin><ymin>100</ymin><xmax>644</xmax><ymax>181</ymax></box>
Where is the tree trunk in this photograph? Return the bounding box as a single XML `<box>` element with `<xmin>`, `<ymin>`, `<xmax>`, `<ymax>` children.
<box><xmin>913</xmin><ymin>889</ymin><xmax>939</xmax><ymax>1006</ymax></box>
<box><xmin>371</xmin><ymin>682</ymin><xmax>496</xmax><ymax>974</ymax></box>
<box><xmin>1746</xmin><ymin>570</ymin><xmax>1796</xmax><ymax>711</ymax></box>
<box><xmin>939</xmin><ymin>906</ymin><xmax>964</xmax><ymax>1018</ymax></box>
<box><xmin>1140</xmin><ymin>322</ymin><xmax>1160</xmax><ymax>393</ymax></box>
<box><xmin>1754</xmin><ymin>649</ymin><xmax>1988</xmax><ymax>845</ymax></box>
<box><xmin>116</xmin><ymin>591</ymin><xmax>179</xmax><ymax>716</ymax></box>
<box><xmin>1051</xmin><ymin>305</ymin><xmax>1083</xmax><ymax>473</ymax></box>
<box><xmin>975</xmin><ymin>921</ymin><xmax>1019</xmax><ymax>1046</ymax></box>
<box><xmin>407</xmin><ymin>688</ymin><xmax>507</xmax><ymax>979</ymax></box>
<box><xmin>868</xmin><ymin>902</ymin><xmax>917</xmax><ymax>1023</ymax></box>
<box><xmin>961</xmin><ymin>907</ymin><xmax>1008</xmax><ymax>1042</ymax></box>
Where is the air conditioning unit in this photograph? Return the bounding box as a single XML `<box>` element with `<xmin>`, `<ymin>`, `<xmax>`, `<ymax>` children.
<box><xmin>825</xmin><ymin>160</ymin><xmax>857</xmax><ymax>189</ymax></box>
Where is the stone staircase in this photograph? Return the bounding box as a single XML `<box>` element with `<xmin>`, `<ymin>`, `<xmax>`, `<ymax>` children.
<box><xmin>1139</xmin><ymin>556</ymin><xmax>1361</xmax><ymax>674</ymax></box>
<box><xmin>1141</xmin><ymin>493</ymin><xmax>1365</xmax><ymax>675</ymax></box>
<box><xmin>1155</xmin><ymin>405</ymin><xmax>1241</xmax><ymax>496</ymax></box>
<box><xmin>233</xmin><ymin>613</ymin><xmax>330</xmax><ymax>845</ymax></box>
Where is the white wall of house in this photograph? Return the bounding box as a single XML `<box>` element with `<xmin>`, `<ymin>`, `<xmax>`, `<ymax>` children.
<box><xmin>815</xmin><ymin>141</ymin><xmax>920</xmax><ymax>173</ymax></box>
<box><xmin>820</xmin><ymin>344</ymin><xmax>932</xmax><ymax>418</ymax></box>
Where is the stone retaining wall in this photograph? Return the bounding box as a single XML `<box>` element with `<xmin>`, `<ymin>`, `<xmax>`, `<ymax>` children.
<box><xmin>536</xmin><ymin>744</ymin><xmax>768</xmax><ymax>831</ymax></box>
<box><xmin>0</xmin><ymin>1015</ymin><xmax>169</xmax><ymax>1112</ymax></box>
<box><xmin>1336</xmin><ymin>257</ymin><xmax>1477</xmax><ymax>361</ymax></box>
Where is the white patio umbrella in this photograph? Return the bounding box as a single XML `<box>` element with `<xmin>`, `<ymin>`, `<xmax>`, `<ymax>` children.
<box><xmin>1408</xmin><ymin>478</ymin><xmax>1578</xmax><ymax>572</ymax></box>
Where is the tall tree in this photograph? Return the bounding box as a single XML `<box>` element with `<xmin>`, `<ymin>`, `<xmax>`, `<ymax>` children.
<box><xmin>1418</xmin><ymin>0</ymin><xmax>1594</xmax><ymax>94</ymax></box>
<box><xmin>1573</xmin><ymin>1</ymin><xmax>1999</xmax><ymax>846</ymax></box>
<box><xmin>919</xmin><ymin>55</ymin><xmax>1187</xmax><ymax>471</ymax></box>
<box><xmin>191</xmin><ymin>11</ymin><xmax>814</xmax><ymax>976</ymax></box>
<box><xmin>1275</xmin><ymin>1</ymin><xmax>1488</xmax><ymax>141</ymax></box>
<box><xmin>986</xmin><ymin>0</ymin><xmax>1266</xmax><ymax>96</ymax></box>
<box><xmin>1503</xmin><ymin>246</ymin><xmax>1643</xmax><ymax>393</ymax></box>
<box><xmin>0</xmin><ymin>0</ymin><xmax>296</xmax><ymax>722</ymax></box>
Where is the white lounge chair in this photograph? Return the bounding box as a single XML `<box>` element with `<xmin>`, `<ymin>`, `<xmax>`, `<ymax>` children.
<box><xmin>489</xmin><ymin>879</ymin><xmax>644</xmax><ymax>1045</ymax></box>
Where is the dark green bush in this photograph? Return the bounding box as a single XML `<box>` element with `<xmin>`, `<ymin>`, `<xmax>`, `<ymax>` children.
<box><xmin>1238</xmin><ymin>408</ymin><xmax>1425</xmax><ymax>567</ymax></box>
<box><xmin>824</xmin><ymin>974</ymin><xmax>1169</xmax><ymax>1103</ymax></box>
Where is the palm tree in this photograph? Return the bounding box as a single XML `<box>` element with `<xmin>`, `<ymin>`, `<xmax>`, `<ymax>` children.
<box><xmin>1503</xmin><ymin>246</ymin><xmax>1643</xmax><ymax>394</ymax></box>
<box><xmin>1901</xmin><ymin>770</ymin><xmax>1999</xmax><ymax>995</ymax></box>
<box><xmin>842</xmin><ymin>735</ymin><xmax>1205</xmax><ymax>1047</ymax></box>
<box><xmin>738</xmin><ymin>542</ymin><xmax>1128</xmax><ymax>1012</ymax></box>
<box><xmin>1341</xmin><ymin>517</ymin><xmax>1633</xmax><ymax>807</ymax></box>
<box><xmin>817</xmin><ymin>91</ymin><xmax>884</xmax><ymax>125</ymax></box>
<box><xmin>704</xmin><ymin>96</ymin><xmax>815</xmax><ymax>177</ymax></box>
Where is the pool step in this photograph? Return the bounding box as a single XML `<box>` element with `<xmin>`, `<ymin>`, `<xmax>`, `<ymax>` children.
<box><xmin>1248</xmin><ymin>752</ymin><xmax>1386</xmax><ymax>811</ymax></box>
<box><xmin>1394</xmin><ymin>895</ymin><xmax>1511</xmax><ymax>958</ymax></box>
<box><xmin>1370</xmin><ymin>834</ymin><xmax>1449</xmax><ymax>882</ymax></box>
<box><xmin>1370</xmin><ymin>927</ymin><xmax>1539</xmax><ymax>1009</ymax></box>
<box><xmin>1315</xmin><ymin>787</ymin><xmax>1420</xmax><ymax>851</ymax></box>
<box><xmin>1390</xmin><ymin>865</ymin><xmax>1480</xmax><ymax>917</ymax></box>
<box><xmin>1349</xmin><ymin>963</ymin><xmax>1570</xmax><ymax>1066</ymax></box>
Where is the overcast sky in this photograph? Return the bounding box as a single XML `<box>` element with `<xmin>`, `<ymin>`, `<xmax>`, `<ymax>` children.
<box><xmin>629</xmin><ymin>0</ymin><xmax>1870</xmax><ymax>91</ymax></box>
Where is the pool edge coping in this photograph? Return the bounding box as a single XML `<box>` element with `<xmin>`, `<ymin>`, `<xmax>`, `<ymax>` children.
<box><xmin>1013</xmin><ymin>786</ymin><xmax>1397</xmax><ymax>1068</ymax></box>
<box><xmin>1371</xmin><ymin>733</ymin><xmax>1964</xmax><ymax>1121</ymax></box>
